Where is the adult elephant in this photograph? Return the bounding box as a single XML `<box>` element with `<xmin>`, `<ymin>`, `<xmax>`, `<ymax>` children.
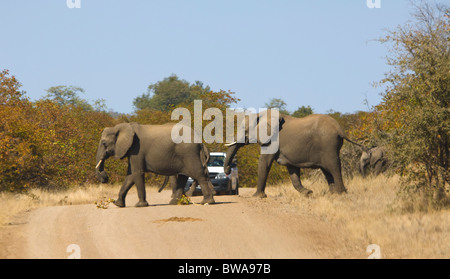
<box><xmin>95</xmin><ymin>122</ymin><xmax>215</xmax><ymax>207</ymax></box>
<box><xmin>360</xmin><ymin>146</ymin><xmax>387</xmax><ymax>177</ymax></box>
<box><xmin>224</xmin><ymin>110</ymin><xmax>364</xmax><ymax>197</ymax></box>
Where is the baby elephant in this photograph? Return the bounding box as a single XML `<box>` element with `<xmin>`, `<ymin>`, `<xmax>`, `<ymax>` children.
<box><xmin>95</xmin><ymin>122</ymin><xmax>215</xmax><ymax>207</ymax></box>
<box><xmin>360</xmin><ymin>146</ymin><xmax>387</xmax><ymax>177</ymax></box>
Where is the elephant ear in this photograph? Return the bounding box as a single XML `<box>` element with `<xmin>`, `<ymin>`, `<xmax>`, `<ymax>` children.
<box><xmin>114</xmin><ymin>123</ymin><xmax>135</xmax><ymax>159</ymax></box>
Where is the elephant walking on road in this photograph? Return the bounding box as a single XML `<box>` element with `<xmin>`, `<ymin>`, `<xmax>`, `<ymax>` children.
<box><xmin>95</xmin><ymin>122</ymin><xmax>215</xmax><ymax>207</ymax></box>
<box><xmin>224</xmin><ymin>111</ymin><xmax>365</xmax><ymax>197</ymax></box>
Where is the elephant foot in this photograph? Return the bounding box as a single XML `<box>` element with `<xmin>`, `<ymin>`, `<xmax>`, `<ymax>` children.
<box><xmin>135</xmin><ymin>200</ymin><xmax>149</xmax><ymax>207</ymax></box>
<box><xmin>200</xmin><ymin>197</ymin><xmax>215</xmax><ymax>205</ymax></box>
<box><xmin>334</xmin><ymin>188</ymin><xmax>347</xmax><ymax>194</ymax></box>
<box><xmin>329</xmin><ymin>185</ymin><xmax>347</xmax><ymax>194</ymax></box>
<box><xmin>113</xmin><ymin>199</ymin><xmax>126</xmax><ymax>208</ymax></box>
<box><xmin>169</xmin><ymin>198</ymin><xmax>178</xmax><ymax>205</ymax></box>
<box><xmin>253</xmin><ymin>191</ymin><xmax>267</xmax><ymax>198</ymax></box>
<box><xmin>297</xmin><ymin>187</ymin><xmax>313</xmax><ymax>197</ymax></box>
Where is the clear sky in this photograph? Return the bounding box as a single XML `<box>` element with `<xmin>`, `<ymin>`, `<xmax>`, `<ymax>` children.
<box><xmin>0</xmin><ymin>0</ymin><xmax>415</xmax><ymax>114</ymax></box>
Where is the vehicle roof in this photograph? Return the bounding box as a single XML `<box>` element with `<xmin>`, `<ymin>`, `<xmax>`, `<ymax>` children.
<box><xmin>210</xmin><ymin>152</ymin><xmax>226</xmax><ymax>156</ymax></box>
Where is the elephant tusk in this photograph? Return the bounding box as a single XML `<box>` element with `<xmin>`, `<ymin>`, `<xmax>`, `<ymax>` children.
<box><xmin>224</xmin><ymin>141</ymin><xmax>237</xmax><ymax>147</ymax></box>
<box><xmin>96</xmin><ymin>160</ymin><xmax>103</xmax><ymax>169</ymax></box>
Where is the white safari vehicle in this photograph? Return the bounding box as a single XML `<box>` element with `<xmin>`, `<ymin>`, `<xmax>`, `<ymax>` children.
<box><xmin>185</xmin><ymin>152</ymin><xmax>239</xmax><ymax>195</ymax></box>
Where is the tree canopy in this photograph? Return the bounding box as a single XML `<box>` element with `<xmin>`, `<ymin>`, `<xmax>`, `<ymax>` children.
<box><xmin>264</xmin><ymin>98</ymin><xmax>289</xmax><ymax>115</ymax></box>
<box><xmin>292</xmin><ymin>105</ymin><xmax>314</xmax><ymax>118</ymax></box>
<box><xmin>133</xmin><ymin>74</ymin><xmax>211</xmax><ymax>112</ymax></box>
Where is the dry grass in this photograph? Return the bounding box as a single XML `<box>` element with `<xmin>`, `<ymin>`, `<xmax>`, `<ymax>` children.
<box><xmin>266</xmin><ymin>174</ymin><xmax>450</xmax><ymax>258</ymax></box>
<box><xmin>0</xmin><ymin>184</ymin><xmax>121</xmax><ymax>225</ymax></box>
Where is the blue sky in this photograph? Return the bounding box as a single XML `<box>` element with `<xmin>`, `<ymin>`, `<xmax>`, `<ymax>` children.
<box><xmin>0</xmin><ymin>0</ymin><xmax>414</xmax><ymax>114</ymax></box>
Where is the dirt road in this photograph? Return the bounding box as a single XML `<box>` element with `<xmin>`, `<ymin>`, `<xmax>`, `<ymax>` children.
<box><xmin>1</xmin><ymin>188</ymin><xmax>354</xmax><ymax>259</ymax></box>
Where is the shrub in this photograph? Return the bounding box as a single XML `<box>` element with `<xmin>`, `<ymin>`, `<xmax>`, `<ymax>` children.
<box><xmin>373</xmin><ymin>3</ymin><xmax>449</xmax><ymax>209</ymax></box>
<box><xmin>0</xmin><ymin>69</ymin><xmax>125</xmax><ymax>192</ymax></box>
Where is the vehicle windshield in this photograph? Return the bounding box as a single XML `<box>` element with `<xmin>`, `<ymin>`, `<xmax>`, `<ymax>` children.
<box><xmin>208</xmin><ymin>155</ymin><xmax>225</xmax><ymax>167</ymax></box>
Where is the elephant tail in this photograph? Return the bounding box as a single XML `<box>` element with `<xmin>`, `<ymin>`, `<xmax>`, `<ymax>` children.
<box><xmin>158</xmin><ymin>176</ymin><xmax>170</xmax><ymax>193</ymax></box>
<box><xmin>342</xmin><ymin>135</ymin><xmax>368</xmax><ymax>152</ymax></box>
<box><xmin>200</xmin><ymin>144</ymin><xmax>210</xmax><ymax>177</ymax></box>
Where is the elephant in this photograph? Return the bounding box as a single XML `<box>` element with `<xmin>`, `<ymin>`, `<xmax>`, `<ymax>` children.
<box><xmin>223</xmin><ymin>110</ymin><xmax>365</xmax><ymax>197</ymax></box>
<box><xmin>360</xmin><ymin>146</ymin><xmax>387</xmax><ymax>177</ymax></box>
<box><xmin>95</xmin><ymin>122</ymin><xmax>215</xmax><ymax>207</ymax></box>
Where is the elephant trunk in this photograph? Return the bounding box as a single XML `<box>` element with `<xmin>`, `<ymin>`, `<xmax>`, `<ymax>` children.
<box><xmin>224</xmin><ymin>142</ymin><xmax>244</xmax><ymax>174</ymax></box>
<box><xmin>96</xmin><ymin>140</ymin><xmax>109</xmax><ymax>183</ymax></box>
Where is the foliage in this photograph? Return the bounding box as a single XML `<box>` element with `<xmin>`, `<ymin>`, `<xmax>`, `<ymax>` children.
<box><xmin>129</xmin><ymin>107</ymin><xmax>172</xmax><ymax>125</ymax></box>
<box><xmin>264</xmin><ymin>98</ymin><xmax>289</xmax><ymax>115</ymax></box>
<box><xmin>177</xmin><ymin>194</ymin><xmax>191</xmax><ymax>205</ymax></box>
<box><xmin>373</xmin><ymin>2</ymin><xmax>449</xmax><ymax>208</ymax></box>
<box><xmin>45</xmin><ymin>86</ymin><xmax>88</xmax><ymax>109</ymax></box>
<box><xmin>0</xmin><ymin>70</ymin><xmax>123</xmax><ymax>192</ymax></box>
<box><xmin>291</xmin><ymin>105</ymin><xmax>313</xmax><ymax>118</ymax></box>
<box><xmin>0</xmin><ymin>70</ymin><xmax>38</xmax><ymax>191</ymax></box>
<box><xmin>0</xmin><ymin>69</ymin><xmax>25</xmax><ymax>104</ymax></box>
<box><xmin>94</xmin><ymin>197</ymin><xmax>116</xmax><ymax>209</ymax></box>
<box><xmin>133</xmin><ymin>75</ymin><xmax>211</xmax><ymax>112</ymax></box>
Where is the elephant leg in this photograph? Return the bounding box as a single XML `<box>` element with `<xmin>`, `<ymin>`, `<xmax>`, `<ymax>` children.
<box><xmin>321</xmin><ymin>160</ymin><xmax>347</xmax><ymax>194</ymax></box>
<box><xmin>361</xmin><ymin>163</ymin><xmax>368</xmax><ymax>177</ymax></box>
<box><xmin>133</xmin><ymin>172</ymin><xmax>149</xmax><ymax>207</ymax></box>
<box><xmin>186</xmin><ymin>180</ymin><xmax>197</xmax><ymax>197</ymax></box>
<box><xmin>373</xmin><ymin>161</ymin><xmax>384</xmax><ymax>176</ymax></box>
<box><xmin>321</xmin><ymin>168</ymin><xmax>335</xmax><ymax>189</ymax></box>
<box><xmin>114</xmin><ymin>175</ymin><xmax>135</xmax><ymax>207</ymax></box>
<box><xmin>169</xmin><ymin>175</ymin><xmax>189</xmax><ymax>205</ymax></box>
<box><xmin>253</xmin><ymin>153</ymin><xmax>277</xmax><ymax>198</ymax></box>
<box><xmin>287</xmin><ymin>165</ymin><xmax>312</xmax><ymax>196</ymax></box>
<box><xmin>169</xmin><ymin>175</ymin><xmax>178</xmax><ymax>198</ymax></box>
<box><xmin>195</xmin><ymin>176</ymin><xmax>216</xmax><ymax>205</ymax></box>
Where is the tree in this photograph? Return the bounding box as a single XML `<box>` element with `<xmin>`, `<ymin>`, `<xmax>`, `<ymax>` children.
<box><xmin>264</xmin><ymin>98</ymin><xmax>289</xmax><ymax>115</ymax></box>
<box><xmin>45</xmin><ymin>85</ymin><xmax>108</xmax><ymax>112</ymax></box>
<box><xmin>45</xmin><ymin>86</ymin><xmax>91</xmax><ymax>110</ymax></box>
<box><xmin>292</xmin><ymin>105</ymin><xmax>313</xmax><ymax>118</ymax></box>
<box><xmin>0</xmin><ymin>69</ymin><xmax>26</xmax><ymax>104</ymax></box>
<box><xmin>374</xmin><ymin>2</ymin><xmax>449</xmax><ymax>208</ymax></box>
<box><xmin>0</xmin><ymin>70</ymin><xmax>121</xmax><ymax>192</ymax></box>
<box><xmin>0</xmin><ymin>70</ymin><xmax>37</xmax><ymax>191</ymax></box>
<box><xmin>133</xmin><ymin>75</ymin><xmax>211</xmax><ymax>112</ymax></box>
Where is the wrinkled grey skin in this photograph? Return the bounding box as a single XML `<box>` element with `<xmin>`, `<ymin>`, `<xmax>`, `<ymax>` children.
<box><xmin>360</xmin><ymin>146</ymin><xmax>387</xmax><ymax>177</ymax></box>
<box><xmin>224</xmin><ymin>111</ymin><xmax>364</xmax><ymax>198</ymax></box>
<box><xmin>96</xmin><ymin>123</ymin><xmax>215</xmax><ymax>207</ymax></box>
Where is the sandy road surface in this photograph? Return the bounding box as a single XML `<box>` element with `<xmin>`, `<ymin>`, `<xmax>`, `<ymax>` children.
<box><xmin>1</xmin><ymin>188</ymin><xmax>353</xmax><ymax>259</ymax></box>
